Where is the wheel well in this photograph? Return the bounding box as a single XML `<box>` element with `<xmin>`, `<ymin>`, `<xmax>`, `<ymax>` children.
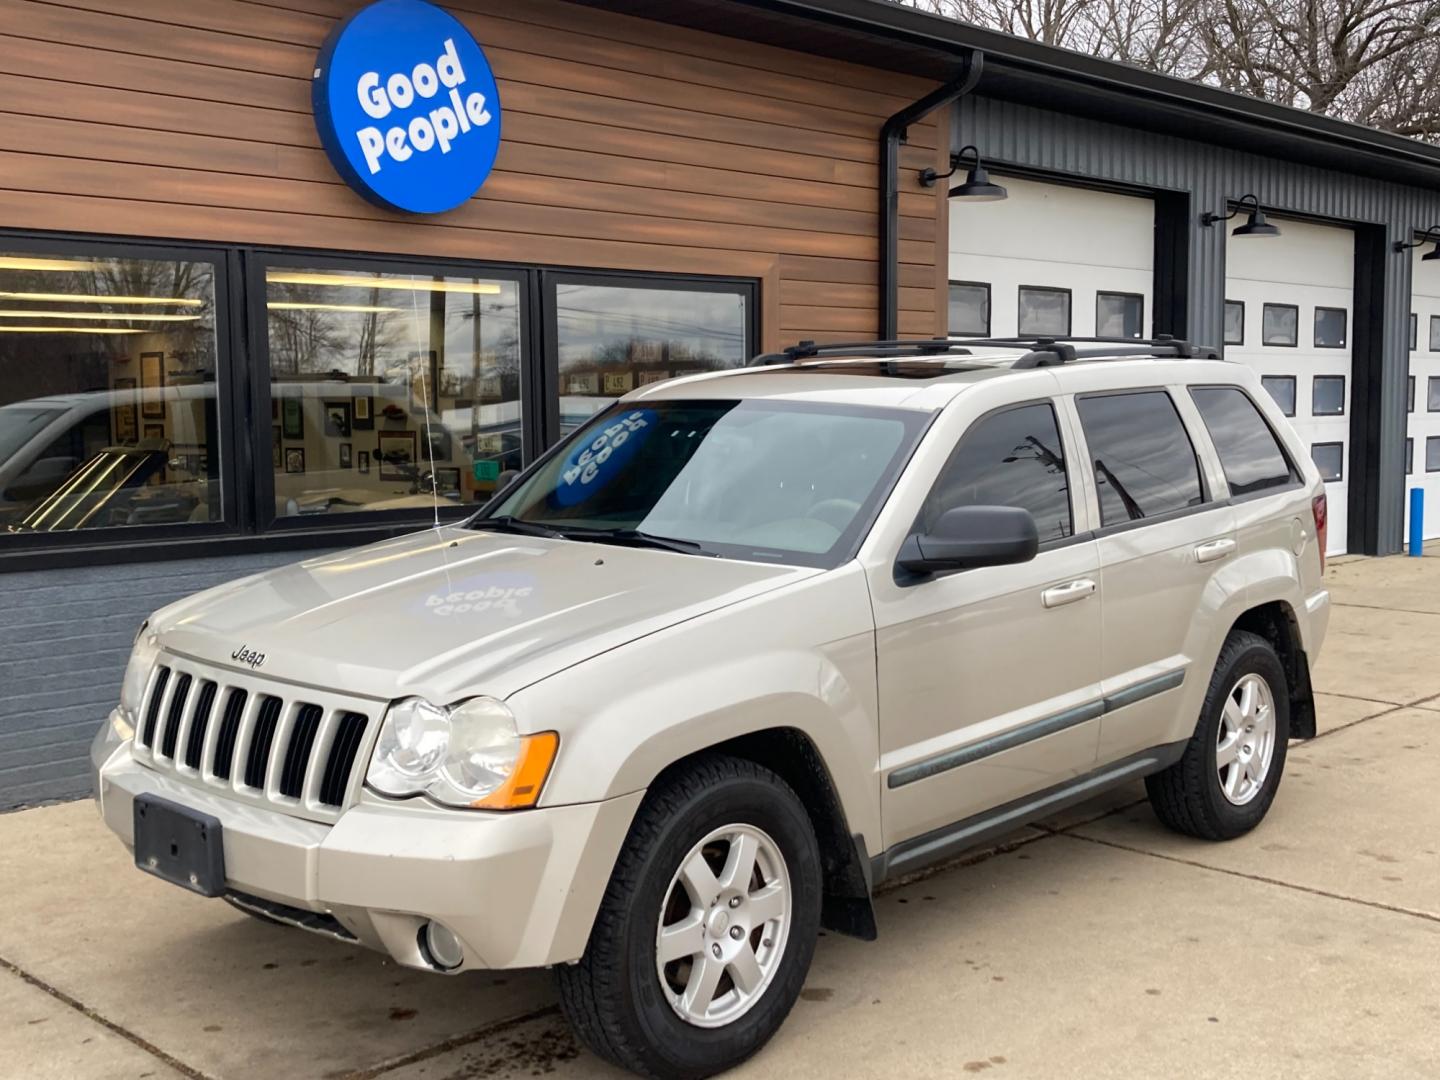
<box><xmin>1231</xmin><ymin>601</ymin><xmax>1317</xmax><ymax>738</ymax></box>
<box><xmin>655</xmin><ymin>728</ymin><xmax>878</xmax><ymax>941</ymax></box>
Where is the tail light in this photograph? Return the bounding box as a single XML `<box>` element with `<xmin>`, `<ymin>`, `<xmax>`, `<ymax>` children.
<box><xmin>1312</xmin><ymin>492</ymin><xmax>1328</xmax><ymax>574</ymax></box>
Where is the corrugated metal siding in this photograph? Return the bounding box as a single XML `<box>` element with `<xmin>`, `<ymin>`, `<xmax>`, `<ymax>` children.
<box><xmin>957</xmin><ymin>95</ymin><xmax>1423</xmax><ymax>552</ymax></box>
<box><xmin>0</xmin><ymin>550</ymin><xmax>324</xmax><ymax>809</ymax></box>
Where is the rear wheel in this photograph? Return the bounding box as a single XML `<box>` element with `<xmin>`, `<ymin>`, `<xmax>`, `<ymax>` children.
<box><xmin>1146</xmin><ymin>630</ymin><xmax>1290</xmax><ymax>840</ymax></box>
<box><xmin>557</xmin><ymin>755</ymin><xmax>821</xmax><ymax>1079</ymax></box>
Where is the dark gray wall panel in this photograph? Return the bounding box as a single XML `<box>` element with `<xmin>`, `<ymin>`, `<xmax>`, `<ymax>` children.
<box><xmin>957</xmin><ymin>95</ymin><xmax>1426</xmax><ymax>554</ymax></box>
<box><xmin>0</xmin><ymin>550</ymin><xmax>325</xmax><ymax>809</ymax></box>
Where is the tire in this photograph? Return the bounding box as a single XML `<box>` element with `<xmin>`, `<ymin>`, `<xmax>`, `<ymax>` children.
<box><xmin>1146</xmin><ymin>629</ymin><xmax>1290</xmax><ymax>841</ymax></box>
<box><xmin>556</xmin><ymin>754</ymin><xmax>822</xmax><ymax>1080</ymax></box>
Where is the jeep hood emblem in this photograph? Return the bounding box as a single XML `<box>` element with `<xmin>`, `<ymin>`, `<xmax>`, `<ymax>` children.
<box><xmin>231</xmin><ymin>645</ymin><xmax>267</xmax><ymax>669</ymax></box>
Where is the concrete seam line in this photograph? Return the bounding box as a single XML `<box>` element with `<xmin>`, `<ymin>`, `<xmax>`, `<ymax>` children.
<box><xmin>342</xmin><ymin>1004</ymin><xmax>562</xmax><ymax>1080</ymax></box>
<box><xmin>1330</xmin><ymin>601</ymin><xmax>1440</xmax><ymax>618</ymax></box>
<box><xmin>1314</xmin><ymin>690</ymin><xmax>1405</xmax><ymax>708</ymax></box>
<box><xmin>0</xmin><ymin>953</ymin><xmax>216</xmax><ymax>1080</ymax></box>
<box><xmin>1292</xmin><ymin>703</ymin><xmax>1408</xmax><ymax>747</ymax></box>
<box><xmin>1059</xmin><ymin>833</ymin><xmax>1440</xmax><ymax>926</ymax></box>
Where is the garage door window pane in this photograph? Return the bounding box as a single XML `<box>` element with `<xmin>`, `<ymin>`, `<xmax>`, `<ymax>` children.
<box><xmin>1262</xmin><ymin>304</ymin><xmax>1298</xmax><ymax>346</ymax></box>
<box><xmin>1406</xmin><ymin>438</ymin><xmax>1414</xmax><ymax>474</ymax></box>
<box><xmin>265</xmin><ymin>266</ymin><xmax>524</xmax><ymax>518</ymax></box>
<box><xmin>1077</xmin><ymin>391</ymin><xmax>1205</xmax><ymax>526</ymax></box>
<box><xmin>1224</xmin><ymin>301</ymin><xmax>1244</xmax><ymax>345</ymax></box>
<box><xmin>1312</xmin><ymin>375</ymin><xmax>1346</xmax><ymax>416</ymax></box>
<box><xmin>923</xmin><ymin>403</ymin><xmax>1072</xmax><ymax>542</ymax></box>
<box><xmin>1096</xmin><ymin>292</ymin><xmax>1143</xmax><ymax>338</ymax></box>
<box><xmin>0</xmin><ymin>250</ymin><xmax>221</xmax><ymax>532</ymax></box>
<box><xmin>1409</xmin><ymin>375</ymin><xmax>1416</xmax><ymax>413</ymax></box>
<box><xmin>1189</xmin><ymin>387</ymin><xmax>1297</xmax><ymax>496</ymax></box>
<box><xmin>556</xmin><ymin>282</ymin><xmax>748</xmax><ymax>433</ymax></box>
<box><xmin>1314</xmin><ymin>307</ymin><xmax>1346</xmax><ymax>348</ymax></box>
<box><xmin>1411</xmin><ymin>313</ymin><xmax>1418</xmax><ymax>352</ymax></box>
<box><xmin>1260</xmin><ymin>375</ymin><xmax>1296</xmax><ymax>417</ymax></box>
<box><xmin>1430</xmin><ymin>376</ymin><xmax>1440</xmax><ymax>412</ymax></box>
<box><xmin>1430</xmin><ymin>316</ymin><xmax>1440</xmax><ymax>352</ymax></box>
<box><xmin>1018</xmin><ymin>287</ymin><xmax>1070</xmax><ymax>336</ymax></box>
<box><xmin>1429</xmin><ymin>437</ymin><xmax>1440</xmax><ymax>473</ymax></box>
<box><xmin>1311</xmin><ymin>442</ymin><xmax>1343</xmax><ymax>482</ymax></box>
<box><xmin>948</xmin><ymin>282</ymin><xmax>989</xmax><ymax>336</ymax></box>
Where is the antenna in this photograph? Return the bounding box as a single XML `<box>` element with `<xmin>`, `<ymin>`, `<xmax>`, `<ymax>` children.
<box><xmin>408</xmin><ymin>281</ymin><xmax>442</xmax><ymax>532</ymax></box>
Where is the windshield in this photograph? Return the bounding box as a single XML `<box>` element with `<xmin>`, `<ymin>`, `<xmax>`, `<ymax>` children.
<box><xmin>481</xmin><ymin>399</ymin><xmax>929</xmax><ymax>567</ymax></box>
<box><xmin>0</xmin><ymin>404</ymin><xmax>64</xmax><ymax>464</ymax></box>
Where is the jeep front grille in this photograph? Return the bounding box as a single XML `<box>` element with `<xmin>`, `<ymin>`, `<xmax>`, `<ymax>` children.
<box><xmin>132</xmin><ymin>655</ymin><xmax>376</xmax><ymax>824</ymax></box>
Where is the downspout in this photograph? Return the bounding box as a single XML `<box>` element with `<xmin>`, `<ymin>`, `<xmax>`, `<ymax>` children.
<box><xmin>879</xmin><ymin>50</ymin><xmax>983</xmax><ymax>339</ymax></box>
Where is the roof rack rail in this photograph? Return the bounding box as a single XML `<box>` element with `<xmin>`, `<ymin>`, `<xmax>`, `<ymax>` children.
<box><xmin>746</xmin><ymin>334</ymin><xmax>1219</xmax><ymax>368</ymax></box>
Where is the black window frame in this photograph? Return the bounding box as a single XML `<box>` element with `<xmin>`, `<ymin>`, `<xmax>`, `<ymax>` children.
<box><xmin>1075</xmin><ymin>387</ymin><xmax>1212</xmax><ymax>533</ymax></box>
<box><xmin>1223</xmin><ymin>300</ymin><xmax>1245</xmax><ymax>346</ymax></box>
<box><xmin>918</xmin><ymin>398</ymin><xmax>1076</xmax><ymax>549</ymax></box>
<box><xmin>1260</xmin><ymin>374</ymin><xmax>1298</xmax><ymax>418</ymax></box>
<box><xmin>0</xmin><ymin>232</ymin><xmax>762</xmax><ymax>571</ymax></box>
<box><xmin>1017</xmin><ymin>284</ymin><xmax>1072</xmax><ymax>337</ymax></box>
<box><xmin>1312</xmin><ymin>306</ymin><xmax>1347</xmax><ymax>349</ymax></box>
<box><xmin>0</xmin><ymin>233</ymin><xmax>243</xmax><ymax>558</ymax></box>
<box><xmin>947</xmin><ymin>279</ymin><xmax>991</xmax><ymax>337</ymax></box>
<box><xmin>1261</xmin><ymin>303</ymin><xmax>1299</xmax><ymax>347</ymax></box>
<box><xmin>1095</xmin><ymin>290</ymin><xmax>1145</xmax><ymax>339</ymax></box>
<box><xmin>1311</xmin><ymin>441</ymin><xmax>1344</xmax><ymax>483</ymax></box>
<box><xmin>1311</xmin><ymin>374</ymin><xmax>1347</xmax><ymax>416</ymax></box>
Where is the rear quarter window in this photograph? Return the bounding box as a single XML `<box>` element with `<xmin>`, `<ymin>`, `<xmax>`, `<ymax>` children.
<box><xmin>1189</xmin><ymin>386</ymin><xmax>1299</xmax><ymax>497</ymax></box>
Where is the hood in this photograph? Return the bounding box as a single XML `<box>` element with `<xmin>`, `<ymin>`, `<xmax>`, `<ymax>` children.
<box><xmin>152</xmin><ymin>526</ymin><xmax>818</xmax><ymax>704</ymax></box>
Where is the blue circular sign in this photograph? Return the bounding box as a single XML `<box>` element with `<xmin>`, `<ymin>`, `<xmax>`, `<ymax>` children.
<box><xmin>312</xmin><ymin>0</ymin><xmax>503</xmax><ymax>214</ymax></box>
<box><xmin>552</xmin><ymin>410</ymin><xmax>658</xmax><ymax>508</ymax></box>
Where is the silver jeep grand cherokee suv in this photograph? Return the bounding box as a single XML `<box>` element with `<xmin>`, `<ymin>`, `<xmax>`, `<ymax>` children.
<box><xmin>93</xmin><ymin>336</ymin><xmax>1330</xmax><ymax>1079</ymax></box>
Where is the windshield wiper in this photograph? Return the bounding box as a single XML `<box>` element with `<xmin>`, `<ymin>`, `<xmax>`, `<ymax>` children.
<box><xmin>472</xmin><ymin>515</ymin><xmax>567</xmax><ymax>539</ymax></box>
<box><xmin>562</xmin><ymin>527</ymin><xmax>715</xmax><ymax>556</ymax></box>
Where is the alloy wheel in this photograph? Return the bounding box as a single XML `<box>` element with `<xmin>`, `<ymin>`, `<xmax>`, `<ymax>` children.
<box><xmin>1216</xmin><ymin>672</ymin><xmax>1277</xmax><ymax>806</ymax></box>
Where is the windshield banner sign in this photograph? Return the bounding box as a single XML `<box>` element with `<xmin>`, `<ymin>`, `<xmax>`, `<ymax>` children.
<box><xmin>312</xmin><ymin>0</ymin><xmax>503</xmax><ymax>214</ymax></box>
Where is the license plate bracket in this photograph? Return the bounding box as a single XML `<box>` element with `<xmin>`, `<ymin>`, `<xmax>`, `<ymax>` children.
<box><xmin>133</xmin><ymin>794</ymin><xmax>225</xmax><ymax>898</ymax></box>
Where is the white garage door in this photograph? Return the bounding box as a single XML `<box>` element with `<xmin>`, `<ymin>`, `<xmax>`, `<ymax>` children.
<box><xmin>949</xmin><ymin>177</ymin><xmax>1153</xmax><ymax>341</ymax></box>
<box><xmin>1407</xmin><ymin>250</ymin><xmax>1440</xmax><ymax>541</ymax></box>
<box><xmin>1225</xmin><ymin>218</ymin><xmax>1353</xmax><ymax>556</ymax></box>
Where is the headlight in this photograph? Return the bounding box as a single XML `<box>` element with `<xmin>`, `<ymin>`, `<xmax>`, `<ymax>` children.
<box><xmin>117</xmin><ymin>622</ymin><xmax>160</xmax><ymax>733</ymax></box>
<box><xmin>366</xmin><ymin>696</ymin><xmax>558</xmax><ymax>810</ymax></box>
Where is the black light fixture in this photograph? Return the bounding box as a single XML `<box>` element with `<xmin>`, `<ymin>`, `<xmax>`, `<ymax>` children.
<box><xmin>1201</xmin><ymin>194</ymin><xmax>1281</xmax><ymax>238</ymax></box>
<box><xmin>1393</xmin><ymin>226</ymin><xmax>1440</xmax><ymax>261</ymax></box>
<box><xmin>918</xmin><ymin>145</ymin><xmax>1008</xmax><ymax>201</ymax></box>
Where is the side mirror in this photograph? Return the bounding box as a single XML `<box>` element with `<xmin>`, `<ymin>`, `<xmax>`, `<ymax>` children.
<box><xmin>898</xmin><ymin>505</ymin><xmax>1039</xmax><ymax>575</ymax></box>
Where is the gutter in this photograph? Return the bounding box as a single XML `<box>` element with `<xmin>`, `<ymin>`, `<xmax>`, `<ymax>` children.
<box><xmin>879</xmin><ymin>50</ymin><xmax>981</xmax><ymax>339</ymax></box>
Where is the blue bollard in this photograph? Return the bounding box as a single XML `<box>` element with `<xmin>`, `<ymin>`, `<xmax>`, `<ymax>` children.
<box><xmin>1410</xmin><ymin>487</ymin><xmax>1424</xmax><ymax>557</ymax></box>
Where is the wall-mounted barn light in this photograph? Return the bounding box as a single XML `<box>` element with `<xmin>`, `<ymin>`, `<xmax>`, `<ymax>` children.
<box><xmin>919</xmin><ymin>145</ymin><xmax>1008</xmax><ymax>201</ymax></box>
<box><xmin>1202</xmin><ymin>194</ymin><xmax>1280</xmax><ymax>237</ymax></box>
<box><xmin>1393</xmin><ymin>226</ymin><xmax>1440</xmax><ymax>261</ymax></box>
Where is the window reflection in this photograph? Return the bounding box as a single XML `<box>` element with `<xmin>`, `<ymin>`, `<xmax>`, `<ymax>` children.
<box><xmin>265</xmin><ymin>267</ymin><xmax>522</xmax><ymax>518</ymax></box>
<box><xmin>0</xmin><ymin>252</ymin><xmax>220</xmax><ymax>532</ymax></box>
<box><xmin>554</xmin><ymin>282</ymin><xmax>748</xmax><ymax>433</ymax></box>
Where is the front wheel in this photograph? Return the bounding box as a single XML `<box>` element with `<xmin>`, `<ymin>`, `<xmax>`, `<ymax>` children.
<box><xmin>1146</xmin><ymin>629</ymin><xmax>1290</xmax><ymax>841</ymax></box>
<box><xmin>557</xmin><ymin>755</ymin><xmax>821</xmax><ymax>1079</ymax></box>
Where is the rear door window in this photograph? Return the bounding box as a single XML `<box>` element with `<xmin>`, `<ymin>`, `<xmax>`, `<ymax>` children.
<box><xmin>1189</xmin><ymin>387</ymin><xmax>1298</xmax><ymax>496</ymax></box>
<box><xmin>1076</xmin><ymin>391</ymin><xmax>1205</xmax><ymax>526</ymax></box>
<box><xmin>921</xmin><ymin>402</ymin><xmax>1072</xmax><ymax>542</ymax></box>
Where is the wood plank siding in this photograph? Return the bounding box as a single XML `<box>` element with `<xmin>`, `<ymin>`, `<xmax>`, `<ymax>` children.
<box><xmin>0</xmin><ymin>0</ymin><xmax>951</xmax><ymax>346</ymax></box>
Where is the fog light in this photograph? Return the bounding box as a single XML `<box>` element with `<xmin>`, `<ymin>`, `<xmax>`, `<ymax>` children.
<box><xmin>421</xmin><ymin>920</ymin><xmax>464</xmax><ymax>971</ymax></box>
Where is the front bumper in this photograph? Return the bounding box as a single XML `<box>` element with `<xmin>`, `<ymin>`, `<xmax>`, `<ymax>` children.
<box><xmin>91</xmin><ymin>717</ymin><xmax>642</xmax><ymax>971</ymax></box>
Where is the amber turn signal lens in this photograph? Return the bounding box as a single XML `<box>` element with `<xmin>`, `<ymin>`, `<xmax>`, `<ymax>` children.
<box><xmin>470</xmin><ymin>731</ymin><xmax>559</xmax><ymax>810</ymax></box>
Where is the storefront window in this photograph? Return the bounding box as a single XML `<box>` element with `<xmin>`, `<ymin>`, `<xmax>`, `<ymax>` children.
<box><xmin>553</xmin><ymin>279</ymin><xmax>750</xmax><ymax>433</ymax></box>
<box><xmin>0</xmin><ymin>251</ymin><xmax>220</xmax><ymax>533</ymax></box>
<box><xmin>264</xmin><ymin>266</ymin><xmax>523</xmax><ymax>519</ymax></box>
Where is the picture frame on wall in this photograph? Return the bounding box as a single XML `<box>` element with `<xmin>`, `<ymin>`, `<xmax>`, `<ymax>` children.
<box><xmin>284</xmin><ymin>447</ymin><xmax>306</xmax><ymax>474</ymax></box>
<box><xmin>353</xmin><ymin>391</ymin><xmax>374</xmax><ymax>431</ymax></box>
<box><xmin>433</xmin><ymin>466</ymin><xmax>461</xmax><ymax>497</ymax></box>
<box><xmin>377</xmin><ymin>430</ymin><xmax>417</xmax><ymax>481</ymax></box>
<box><xmin>358</xmin><ymin>450</ymin><xmax>370</xmax><ymax>475</ymax></box>
<box><xmin>139</xmin><ymin>352</ymin><xmax>165</xmax><ymax>419</ymax></box>
<box><xmin>282</xmin><ymin>396</ymin><xmax>304</xmax><ymax>440</ymax></box>
<box><xmin>272</xmin><ymin>426</ymin><xmax>282</xmax><ymax>470</ymax></box>
<box><xmin>112</xmin><ymin>377</ymin><xmax>137</xmax><ymax>444</ymax></box>
<box><xmin>324</xmin><ymin>400</ymin><xmax>352</xmax><ymax>438</ymax></box>
<box><xmin>339</xmin><ymin>442</ymin><xmax>352</xmax><ymax>469</ymax></box>
<box><xmin>143</xmin><ymin>424</ymin><xmax>165</xmax><ymax>442</ymax></box>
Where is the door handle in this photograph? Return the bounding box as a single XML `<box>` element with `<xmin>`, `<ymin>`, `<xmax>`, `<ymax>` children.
<box><xmin>1041</xmin><ymin>578</ymin><xmax>1096</xmax><ymax>608</ymax></box>
<box><xmin>1195</xmin><ymin>538</ymin><xmax>1236</xmax><ymax>563</ymax></box>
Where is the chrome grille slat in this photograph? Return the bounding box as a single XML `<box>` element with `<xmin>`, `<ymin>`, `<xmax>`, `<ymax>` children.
<box><xmin>131</xmin><ymin>651</ymin><xmax>378</xmax><ymax>825</ymax></box>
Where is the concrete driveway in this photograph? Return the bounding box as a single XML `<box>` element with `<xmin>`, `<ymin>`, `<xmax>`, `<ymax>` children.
<box><xmin>3</xmin><ymin>553</ymin><xmax>1438</xmax><ymax>1080</ymax></box>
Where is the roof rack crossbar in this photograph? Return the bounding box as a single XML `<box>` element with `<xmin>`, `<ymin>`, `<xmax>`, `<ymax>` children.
<box><xmin>746</xmin><ymin>334</ymin><xmax>1218</xmax><ymax>368</ymax></box>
